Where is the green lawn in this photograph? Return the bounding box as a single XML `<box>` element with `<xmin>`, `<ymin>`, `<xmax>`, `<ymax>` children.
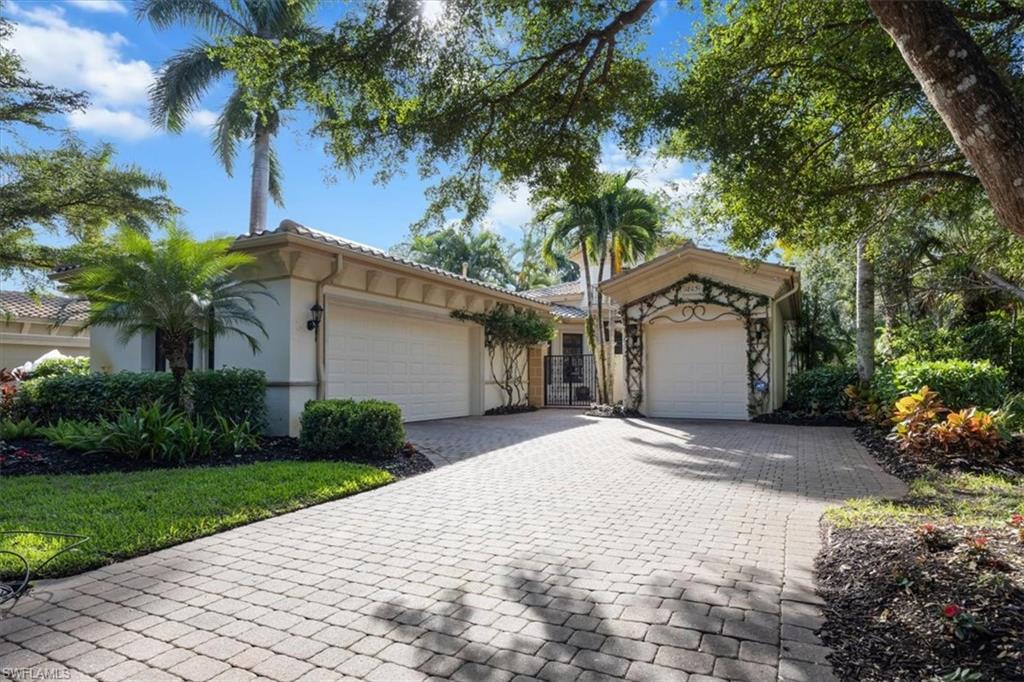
<box><xmin>0</xmin><ymin>461</ymin><xmax>393</xmax><ymax>580</ymax></box>
<box><xmin>826</xmin><ymin>471</ymin><xmax>1024</xmax><ymax>528</ymax></box>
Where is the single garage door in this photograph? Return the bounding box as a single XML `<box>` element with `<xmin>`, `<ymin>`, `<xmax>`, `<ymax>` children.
<box><xmin>646</xmin><ymin>319</ymin><xmax>748</xmax><ymax>420</ymax></box>
<box><xmin>325</xmin><ymin>303</ymin><xmax>471</xmax><ymax>421</ymax></box>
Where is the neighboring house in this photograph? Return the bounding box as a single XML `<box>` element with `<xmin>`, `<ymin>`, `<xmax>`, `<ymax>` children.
<box><xmin>0</xmin><ymin>291</ymin><xmax>89</xmax><ymax>369</ymax></box>
<box><xmin>82</xmin><ymin>220</ymin><xmax>799</xmax><ymax>435</ymax></box>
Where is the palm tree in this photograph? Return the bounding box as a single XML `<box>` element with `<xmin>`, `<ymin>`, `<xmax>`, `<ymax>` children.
<box><xmin>138</xmin><ymin>0</ymin><xmax>322</xmax><ymax>234</ymax></box>
<box><xmin>540</xmin><ymin>173</ymin><xmax>661</xmax><ymax>403</ymax></box>
<box><xmin>63</xmin><ymin>226</ymin><xmax>271</xmax><ymax>405</ymax></box>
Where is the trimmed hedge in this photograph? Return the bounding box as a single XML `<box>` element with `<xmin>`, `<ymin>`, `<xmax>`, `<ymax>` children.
<box><xmin>786</xmin><ymin>365</ymin><xmax>858</xmax><ymax>413</ymax></box>
<box><xmin>300</xmin><ymin>399</ymin><xmax>405</xmax><ymax>457</ymax></box>
<box><xmin>871</xmin><ymin>357</ymin><xmax>1008</xmax><ymax>410</ymax></box>
<box><xmin>31</xmin><ymin>356</ymin><xmax>90</xmax><ymax>379</ymax></box>
<box><xmin>15</xmin><ymin>368</ymin><xmax>267</xmax><ymax>428</ymax></box>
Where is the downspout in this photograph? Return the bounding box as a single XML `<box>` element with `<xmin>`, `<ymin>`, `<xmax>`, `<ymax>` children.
<box><xmin>314</xmin><ymin>255</ymin><xmax>342</xmax><ymax>400</ymax></box>
<box><xmin>772</xmin><ymin>276</ymin><xmax>801</xmax><ymax>407</ymax></box>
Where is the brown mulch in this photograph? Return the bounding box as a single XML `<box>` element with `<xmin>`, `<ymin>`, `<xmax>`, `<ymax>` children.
<box><xmin>0</xmin><ymin>437</ymin><xmax>434</xmax><ymax>479</ymax></box>
<box><xmin>817</xmin><ymin>525</ymin><xmax>1024</xmax><ymax>681</ymax></box>
<box><xmin>854</xmin><ymin>425</ymin><xmax>1024</xmax><ymax>479</ymax></box>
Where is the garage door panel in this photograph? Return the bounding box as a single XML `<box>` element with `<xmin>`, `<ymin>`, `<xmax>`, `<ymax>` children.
<box><xmin>326</xmin><ymin>303</ymin><xmax>471</xmax><ymax>422</ymax></box>
<box><xmin>647</xmin><ymin>320</ymin><xmax>748</xmax><ymax>420</ymax></box>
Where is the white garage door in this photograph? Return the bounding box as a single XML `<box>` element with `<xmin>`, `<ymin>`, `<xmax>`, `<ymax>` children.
<box><xmin>646</xmin><ymin>319</ymin><xmax>748</xmax><ymax>420</ymax></box>
<box><xmin>326</xmin><ymin>303</ymin><xmax>471</xmax><ymax>422</ymax></box>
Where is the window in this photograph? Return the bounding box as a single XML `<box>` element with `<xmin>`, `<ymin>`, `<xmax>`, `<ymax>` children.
<box><xmin>562</xmin><ymin>333</ymin><xmax>584</xmax><ymax>356</ymax></box>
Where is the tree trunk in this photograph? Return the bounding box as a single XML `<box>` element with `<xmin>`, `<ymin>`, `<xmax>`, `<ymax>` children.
<box><xmin>579</xmin><ymin>237</ymin><xmax>602</xmax><ymax>402</ymax></box>
<box><xmin>868</xmin><ymin>0</ymin><xmax>1024</xmax><ymax>236</ymax></box>
<box><xmin>595</xmin><ymin>248</ymin><xmax>610</xmax><ymax>404</ymax></box>
<box><xmin>249</xmin><ymin>120</ymin><xmax>271</xmax><ymax>235</ymax></box>
<box><xmin>165</xmin><ymin>338</ymin><xmax>190</xmax><ymax>410</ymax></box>
<box><xmin>855</xmin><ymin>237</ymin><xmax>875</xmax><ymax>383</ymax></box>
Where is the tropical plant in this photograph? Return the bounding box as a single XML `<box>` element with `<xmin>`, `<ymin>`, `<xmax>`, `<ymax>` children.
<box><xmin>540</xmin><ymin>172</ymin><xmax>661</xmax><ymax>403</ymax></box>
<box><xmin>450</xmin><ymin>304</ymin><xmax>556</xmax><ymax>409</ymax></box>
<box><xmin>889</xmin><ymin>387</ymin><xmax>1007</xmax><ymax>465</ymax></box>
<box><xmin>138</xmin><ymin>0</ymin><xmax>323</xmax><ymax>234</ymax></box>
<box><xmin>39</xmin><ymin>419</ymin><xmax>105</xmax><ymax>452</ymax></box>
<box><xmin>0</xmin><ymin>417</ymin><xmax>38</xmax><ymax>440</ymax></box>
<box><xmin>398</xmin><ymin>227</ymin><xmax>513</xmax><ymax>286</ymax></box>
<box><xmin>60</xmin><ymin>226</ymin><xmax>271</xmax><ymax>405</ymax></box>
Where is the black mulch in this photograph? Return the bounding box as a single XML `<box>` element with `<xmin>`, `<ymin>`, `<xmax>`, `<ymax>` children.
<box><xmin>484</xmin><ymin>405</ymin><xmax>538</xmax><ymax>416</ymax></box>
<box><xmin>752</xmin><ymin>410</ymin><xmax>859</xmax><ymax>427</ymax></box>
<box><xmin>817</xmin><ymin>525</ymin><xmax>1024</xmax><ymax>681</ymax></box>
<box><xmin>0</xmin><ymin>437</ymin><xmax>434</xmax><ymax>479</ymax></box>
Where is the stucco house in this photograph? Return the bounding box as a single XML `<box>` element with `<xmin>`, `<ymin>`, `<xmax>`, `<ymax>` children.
<box><xmin>0</xmin><ymin>291</ymin><xmax>89</xmax><ymax>369</ymax></box>
<box><xmin>85</xmin><ymin>219</ymin><xmax>799</xmax><ymax>435</ymax></box>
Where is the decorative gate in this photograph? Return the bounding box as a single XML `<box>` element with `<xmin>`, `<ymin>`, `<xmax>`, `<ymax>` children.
<box><xmin>544</xmin><ymin>354</ymin><xmax>598</xmax><ymax>406</ymax></box>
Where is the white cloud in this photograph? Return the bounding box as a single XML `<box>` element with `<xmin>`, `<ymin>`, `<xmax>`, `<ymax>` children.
<box><xmin>66</xmin><ymin>0</ymin><xmax>129</xmax><ymax>14</ymax></box>
<box><xmin>8</xmin><ymin>3</ymin><xmax>153</xmax><ymax>107</ymax></box>
<box><xmin>67</xmin><ymin>107</ymin><xmax>156</xmax><ymax>140</ymax></box>
<box><xmin>186</xmin><ymin>109</ymin><xmax>219</xmax><ymax>133</ymax></box>
<box><xmin>482</xmin><ymin>184</ymin><xmax>535</xmax><ymax>233</ymax></box>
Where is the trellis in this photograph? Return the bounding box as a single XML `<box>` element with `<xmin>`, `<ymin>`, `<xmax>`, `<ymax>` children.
<box><xmin>621</xmin><ymin>274</ymin><xmax>771</xmax><ymax>416</ymax></box>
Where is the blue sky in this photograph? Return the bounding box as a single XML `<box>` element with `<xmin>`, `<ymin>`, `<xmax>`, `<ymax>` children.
<box><xmin>5</xmin><ymin>0</ymin><xmax>704</xmax><ymax>267</ymax></box>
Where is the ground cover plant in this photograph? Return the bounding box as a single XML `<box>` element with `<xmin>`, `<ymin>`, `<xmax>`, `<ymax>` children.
<box><xmin>0</xmin><ymin>461</ymin><xmax>393</xmax><ymax>580</ymax></box>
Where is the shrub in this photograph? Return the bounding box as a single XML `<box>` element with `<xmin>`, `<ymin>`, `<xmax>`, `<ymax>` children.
<box><xmin>14</xmin><ymin>368</ymin><xmax>266</xmax><ymax>427</ymax></box>
<box><xmin>785</xmin><ymin>365</ymin><xmax>858</xmax><ymax>413</ymax></box>
<box><xmin>889</xmin><ymin>387</ymin><xmax>1007</xmax><ymax>466</ymax></box>
<box><xmin>872</xmin><ymin>357</ymin><xmax>1008</xmax><ymax>410</ymax></box>
<box><xmin>0</xmin><ymin>417</ymin><xmax>39</xmax><ymax>439</ymax></box>
<box><xmin>30</xmin><ymin>356</ymin><xmax>90</xmax><ymax>379</ymax></box>
<box><xmin>995</xmin><ymin>393</ymin><xmax>1024</xmax><ymax>436</ymax></box>
<box><xmin>300</xmin><ymin>399</ymin><xmax>405</xmax><ymax>457</ymax></box>
<box><xmin>39</xmin><ymin>420</ymin><xmax>105</xmax><ymax>452</ymax></box>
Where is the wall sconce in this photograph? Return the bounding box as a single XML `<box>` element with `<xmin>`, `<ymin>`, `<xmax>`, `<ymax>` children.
<box><xmin>307</xmin><ymin>303</ymin><xmax>324</xmax><ymax>332</ymax></box>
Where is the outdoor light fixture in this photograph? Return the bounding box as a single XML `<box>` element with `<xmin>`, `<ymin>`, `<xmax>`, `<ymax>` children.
<box><xmin>307</xmin><ymin>303</ymin><xmax>324</xmax><ymax>332</ymax></box>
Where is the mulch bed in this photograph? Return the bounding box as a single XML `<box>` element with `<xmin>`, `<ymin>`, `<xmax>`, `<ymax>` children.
<box><xmin>817</xmin><ymin>525</ymin><xmax>1024</xmax><ymax>681</ymax></box>
<box><xmin>753</xmin><ymin>410</ymin><xmax>859</xmax><ymax>427</ymax></box>
<box><xmin>484</xmin><ymin>405</ymin><xmax>538</xmax><ymax>416</ymax></box>
<box><xmin>854</xmin><ymin>425</ymin><xmax>1024</xmax><ymax>479</ymax></box>
<box><xmin>0</xmin><ymin>437</ymin><xmax>434</xmax><ymax>479</ymax></box>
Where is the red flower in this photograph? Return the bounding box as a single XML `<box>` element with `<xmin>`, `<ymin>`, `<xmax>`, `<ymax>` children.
<box><xmin>1011</xmin><ymin>514</ymin><xmax>1024</xmax><ymax>527</ymax></box>
<box><xmin>943</xmin><ymin>604</ymin><xmax>963</xmax><ymax>618</ymax></box>
<box><xmin>13</xmin><ymin>448</ymin><xmax>31</xmax><ymax>459</ymax></box>
<box><xmin>918</xmin><ymin>523</ymin><xmax>937</xmax><ymax>534</ymax></box>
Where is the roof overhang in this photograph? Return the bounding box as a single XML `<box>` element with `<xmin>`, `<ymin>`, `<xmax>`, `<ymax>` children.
<box><xmin>233</xmin><ymin>221</ymin><xmax>551</xmax><ymax>313</ymax></box>
<box><xmin>600</xmin><ymin>242</ymin><xmax>799</xmax><ymax>313</ymax></box>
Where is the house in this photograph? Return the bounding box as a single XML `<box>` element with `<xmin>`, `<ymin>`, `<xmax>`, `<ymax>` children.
<box><xmin>0</xmin><ymin>291</ymin><xmax>89</xmax><ymax>369</ymax></box>
<box><xmin>84</xmin><ymin>220</ymin><xmax>799</xmax><ymax>435</ymax></box>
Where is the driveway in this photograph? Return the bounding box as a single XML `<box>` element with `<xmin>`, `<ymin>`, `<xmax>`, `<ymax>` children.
<box><xmin>1</xmin><ymin>412</ymin><xmax>903</xmax><ymax>682</ymax></box>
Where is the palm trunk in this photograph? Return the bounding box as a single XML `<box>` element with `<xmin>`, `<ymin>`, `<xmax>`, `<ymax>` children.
<box><xmin>249</xmin><ymin>120</ymin><xmax>271</xmax><ymax>235</ymax></box>
<box><xmin>595</xmin><ymin>248</ymin><xmax>611</xmax><ymax>404</ymax></box>
<box><xmin>579</xmin><ymin>237</ymin><xmax>600</xmax><ymax>402</ymax></box>
<box><xmin>855</xmin><ymin>237</ymin><xmax>875</xmax><ymax>383</ymax></box>
<box><xmin>166</xmin><ymin>338</ymin><xmax>191</xmax><ymax>410</ymax></box>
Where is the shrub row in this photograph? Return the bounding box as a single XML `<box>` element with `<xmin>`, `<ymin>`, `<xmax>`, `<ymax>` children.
<box><xmin>787</xmin><ymin>357</ymin><xmax>1009</xmax><ymax>414</ymax></box>
<box><xmin>14</xmin><ymin>368</ymin><xmax>267</xmax><ymax>428</ymax></box>
<box><xmin>299</xmin><ymin>399</ymin><xmax>405</xmax><ymax>457</ymax></box>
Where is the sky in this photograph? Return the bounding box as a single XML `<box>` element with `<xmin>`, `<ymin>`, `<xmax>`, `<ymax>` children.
<box><xmin>3</xmin><ymin>0</ymin><xmax>705</xmax><ymax>280</ymax></box>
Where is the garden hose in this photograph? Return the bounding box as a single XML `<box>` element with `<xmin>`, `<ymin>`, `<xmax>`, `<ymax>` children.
<box><xmin>0</xmin><ymin>531</ymin><xmax>89</xmax><ymax>606</ymax></box>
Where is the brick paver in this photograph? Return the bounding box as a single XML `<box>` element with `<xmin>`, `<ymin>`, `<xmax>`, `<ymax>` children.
<box><xmin>1</xmin><ymin>412</ymin><xmax>903</xmax><ymax>681</ymax></box>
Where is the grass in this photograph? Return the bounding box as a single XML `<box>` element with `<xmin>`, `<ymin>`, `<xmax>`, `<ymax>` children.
<box><xmin>826</xmin><ymin>471</ymin><xmax>1024</xmax><ymax>528</ymax></box>
<box><xmin>0</xmin><ymin>461</ymin><xmax>393</xmax><ymax>580</ymax></box>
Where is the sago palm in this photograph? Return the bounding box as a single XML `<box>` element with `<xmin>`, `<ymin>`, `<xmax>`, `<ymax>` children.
<box><xmin>138</xmin><ymin>0</ymin><xmax>322</xmax><ymax>234</ymax></box>
<box><xmin>63</xmin><ymin>226</ymin><xmax>271</xmax><ymax>404</ymax></box>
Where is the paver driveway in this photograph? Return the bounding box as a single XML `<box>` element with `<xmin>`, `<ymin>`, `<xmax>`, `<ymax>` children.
<box><xmin>1</xmin><ymin>412</ymin><xmax>903</xmax><ymax>682</ymax></box>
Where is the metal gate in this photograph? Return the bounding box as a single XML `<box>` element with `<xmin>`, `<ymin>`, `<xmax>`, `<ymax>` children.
<box><xmin>544</xmin><ymin>354</ymin><xmax>598</xmax><ymax>406</ymax></box>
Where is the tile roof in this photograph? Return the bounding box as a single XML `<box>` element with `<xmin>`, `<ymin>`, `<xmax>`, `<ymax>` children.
<box><xmin>0</xmin><ymin>291</ymin><xmax>88</xmax><ymax>321</ymax></box>
<box><xmin>550</xmin><ymin>303</ymin><xmax>587</xmax><ymax>320</ymax></box>
<box><xmin>522</xmin><ymin>280</ymin><xmax>584</xmax><ymax>300</ymax></box>
<box><xmin>236</xmin><ymin>220</ymin><xmax>542</xmax><ymax>305</ymax></box>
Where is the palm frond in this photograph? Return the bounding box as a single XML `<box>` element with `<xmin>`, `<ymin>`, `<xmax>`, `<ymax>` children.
<box><xmin>213</xmin><ymin>87</ymin><xmax>252</xmax><ymax>175</ymax></box>
<box><xmin>268</xmin><ymin>143</ymin><xmax>284</xmax><ymax>207</ymax></box>
<box><xmin>136</xmin><ymin>0</ymin><xmax>250</xmax><ymax>34</ymax></box>
<box><xmin>150</xmin><ymin>42</ymin><xmax>224</xmax><ymax>132</ymax></box>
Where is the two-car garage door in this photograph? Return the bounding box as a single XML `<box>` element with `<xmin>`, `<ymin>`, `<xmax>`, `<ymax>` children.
<box><xmin>325</xmin><ymin>303</ymin><xmax>471</xmax><ymax>422</ymax></box>
<box><xmin>646</xmin><ymin>319</ymin><xmax>748</xmax><ymax>420</ymax></box>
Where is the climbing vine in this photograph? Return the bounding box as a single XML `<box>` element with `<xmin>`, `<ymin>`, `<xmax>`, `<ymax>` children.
<box><xmin>622</xmin><ymin>275</ymin><xmax>771</xmax><ymax>416</ymax></box>
<box><xmin>451</xmin><ymin>304</ymin><xmax>555</xmax><ymax>408</ymax></box>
